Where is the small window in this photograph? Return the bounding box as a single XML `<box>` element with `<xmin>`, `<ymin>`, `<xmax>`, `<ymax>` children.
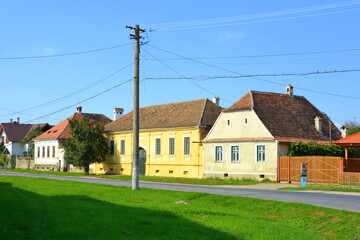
<box><xmin>47</xmin><ymin>146</ymin><xmax>50</xmax><ymax>158</ymax></box>
<box><xmin>155</xmin><ymin>138</ymin><xmax>161</xmax><ymax>155</ymax></box>
<box><xmin>257</xmin><ymin>145</ymin><xmax>266</xmax><ymax>162</ymax></box>
<box><xmin>227</xmin><ymin>120</ymin><xmax>230</xmax><ymax>125</ymax></box>
<box><xmin>231</xmin><ymin>145</ymin><xmax>240</xmax><ymax>162</ymax></box>
<box><xmin>110</xmin><ymin>140</ymin><xmax>115</xmax><ymax>155</ymax></box>
<box><xmin>184</xmin><ymin>137</ymin><xmax>190</xmax><ymax>155</ymax></box>
<box><xmin>245</xmin><ymin>118</ymin><xmax>248</xmax><ymax>124</ymax></box>
<box><xmin>42</xmin><ymin>146</ymin><xmax>45</xmax><ymax>158</ymax></box>
<box><xmin>37</xmin><ymin>147</ymin><xmax>40</xmax><ymax>158</ymax></box>
<box><xmin>169</xmin><ymin>138</ymin><xmax>175</xmax><ymax>155</ymax></box>
<box><xmin>215</xmin><ymin>146</ymin><xmax>223</xmax><ymax>162</ymax></box>
<box><xmin>52</xmin><ymin>146</ymin><xmax>56</xmax><ymax>158</ymax></box>
<box><xmin>120</xmin><ymin>140</ymin><xmax>125</xmax><ymax>155</ymax></box>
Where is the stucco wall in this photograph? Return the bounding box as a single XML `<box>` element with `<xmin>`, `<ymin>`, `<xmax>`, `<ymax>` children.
<box><xmin>34</xmin><ymin>140</ymin><xmax>65</xmax><ymax>170</ymax></box>
<box><xmin>102</xmin><ymin>126</ymin><xmax>204</xmax><ymax>178</ymax></box>
<box><xmin>203</xmin><ymin>141</ymin><xmax>278</xmax><ymax>180</ymax></box>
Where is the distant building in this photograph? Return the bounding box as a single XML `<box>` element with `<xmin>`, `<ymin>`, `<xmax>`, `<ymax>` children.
<box><xmin>0</xmin><ymin>118</ymin><xmax>51</xmax><ymax>156</ymax></box>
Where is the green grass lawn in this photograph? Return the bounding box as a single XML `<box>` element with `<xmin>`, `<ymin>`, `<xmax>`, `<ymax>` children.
<box><xmin>1</xmin><ymin>176</ymin><xmax>359</xmax><ymax>240</ymax></box>
<box><xmin>280</xmin><ymin>184</ymin><xmax>360</xmax><ymax>193</ymax></box>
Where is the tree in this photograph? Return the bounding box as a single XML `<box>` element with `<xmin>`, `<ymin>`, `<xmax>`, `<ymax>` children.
<box><xmin>61</xmin><ymin>115</ymin><xmax>109</xmax><ymax>174</ymax></box>
<box><xmin>0</xmin><ymin>142</ymin><xmax>5</xmax><ymax>154</ymax></box>
<box><xmin>343</xmin><ymin>118</ymin><xmax>360</xmax><ymax>136</ymax></box>
<box><xmin>23</xmin><ymin>125</ymin><xmax>43</xmax><ymax>156</ymax></box>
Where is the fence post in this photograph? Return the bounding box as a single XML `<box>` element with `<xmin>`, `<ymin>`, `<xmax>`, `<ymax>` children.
<box><xmin>287</xmin><ymin>156</ymin><xmax>291</xmax><ymax>183</ymax></box>
<box><xmin>277</xmin><ymin>157</ymin><xmax>280</xmax><ymax>182</ymax></box>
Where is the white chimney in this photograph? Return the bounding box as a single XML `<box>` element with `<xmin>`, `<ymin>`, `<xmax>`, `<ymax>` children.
<box><xmin>314</xmin><ymin>116</ymin><xmax>322</xmax><ymax>133</ymax></box>
<box><xmin>286</xmin><ymin>84</ymin><xmax>294</xmax><ymax>96</ymax></box>
<box><xmin>10</xmin><ymin>118</ymin><xmax>13</xmax><ymax>123</ymax></box>
<box><xmin>213</xmin><ymin>97</ymin><xmax>220</xmax><ymax>106</ymax></box>
<box><xmin>16</xmin><ymin>117</ymin><xmax>20</xmax><ymax>123</ymax></box>
<box><xmin>76</xmin><ymin>106</ymin><xmax>82</xmax><ymax>114</ymax></box>
<box><xmin>113</xmin><ymin>108</ymin><xmax>124</xmax><ymax>121</ymax></box>
<box><xmin>341</xmin><ymin>126</ymin><xmax>349</xmax><ymax>138</ymax></box>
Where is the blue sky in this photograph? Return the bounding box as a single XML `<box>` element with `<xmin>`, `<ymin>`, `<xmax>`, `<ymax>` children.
<box><xmin>1</xmin><ymin>0</ymin><xmax>359</xmax><ymax>127</ymax></box>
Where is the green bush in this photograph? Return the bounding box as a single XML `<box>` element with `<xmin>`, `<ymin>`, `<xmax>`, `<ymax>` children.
<box><xmin>288</xmin><ymin>141</ymin><xmax>360</xmax><ymax>158</ymax></box>
<box><xmin>0</xmin><ymin>154</ymin><xmax>7</xmax><ymax>166</ymax></box>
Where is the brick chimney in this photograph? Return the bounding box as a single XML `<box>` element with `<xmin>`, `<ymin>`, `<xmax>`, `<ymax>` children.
<box><xmin>113</xmin><ymin>108</ymin><xmax>124</xmax><ymax>121</ymax></box>
<box><xmin>314</xmin><ymin>116</ymin><xmax>322</xmax><ymax>133</ymax></box>
<box><xmin>286</xmin><ymin>84</ymin><xmax>293</xmax><ymax>96</ymax></box>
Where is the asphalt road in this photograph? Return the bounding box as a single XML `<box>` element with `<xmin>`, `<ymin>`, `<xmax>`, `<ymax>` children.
<box><xmin>1</xmin><ymin>172</ymin><xmax>360</xmax><ymax>213</ymax></box>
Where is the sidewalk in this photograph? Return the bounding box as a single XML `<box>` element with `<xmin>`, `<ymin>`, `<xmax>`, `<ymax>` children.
<box><xmin>214</xmin><ymin>183</ymin><xmax>298</xmax><ymax>190</ymax></box>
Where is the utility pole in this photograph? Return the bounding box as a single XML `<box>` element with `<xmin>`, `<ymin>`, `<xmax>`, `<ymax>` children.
<box><xmin>126</xmin><ymin>24</ymin><xmax>145</xmax><ymax>190</ymax></box>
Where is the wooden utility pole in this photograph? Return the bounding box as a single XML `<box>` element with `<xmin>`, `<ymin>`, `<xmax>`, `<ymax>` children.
<box><xmin>126</xmin><ymin>25</ymin><xmax>145</xmax><ymax>190</ymax></box>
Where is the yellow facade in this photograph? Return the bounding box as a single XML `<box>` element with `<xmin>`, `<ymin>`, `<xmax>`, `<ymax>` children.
<box><xmin>99</xmin><ymin>126</ymin><xmax>206</xmax><ymax>178</ymax></box>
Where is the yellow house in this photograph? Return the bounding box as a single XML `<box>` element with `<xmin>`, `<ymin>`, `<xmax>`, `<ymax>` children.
<box><xmin>101</xmin><ymin>98</ymin><xmax>222</xmax><ymax>178</ymax></box>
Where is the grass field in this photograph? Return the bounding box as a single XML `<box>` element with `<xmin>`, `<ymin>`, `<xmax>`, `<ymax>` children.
<box><xmin>1</xmin><ymin>176</ymin><xmax>359</xmax><ymax>239</ymax></box>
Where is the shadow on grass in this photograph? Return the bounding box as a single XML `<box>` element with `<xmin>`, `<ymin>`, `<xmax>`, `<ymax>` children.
<box><xmin>0</xmin><ymin>181</ymin><xmax>237</xmax><ymax>240</ymax></box>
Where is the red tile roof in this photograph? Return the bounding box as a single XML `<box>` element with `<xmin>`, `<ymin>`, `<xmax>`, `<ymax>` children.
<box><xmin>334</xmin><ymin>132</ymin><xmax>360</xmax><ymax>147</ymax></box>
<box><xmin>223</xmin><ymin>91</ymin><xmax>341</xmax><ymax>143</ymax></box>
<box><xmin>105</xmin><ymin>99</ymin><xmax>223</xmax><ymax>132</ymax></box>
<box><xmin>34</xmin><ymin>113</ymin><xmax>111</xmax><ymax>140</ymax></box>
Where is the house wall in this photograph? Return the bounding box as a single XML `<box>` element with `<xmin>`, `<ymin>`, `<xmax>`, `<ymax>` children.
<box><xmin>203</xmin><ymin>110</ymin><xmax>278</xmax><ymax>180</ymax></box>
<box><xmin>100</xmin><ymin>126</ymin><xmax>205</xmax><ymax>178</ymax></box>
<box><xmin>206</xmin><ymin>110</ymin><xmax>273</xmax><ymax>139</ymax></box>
<box><xmin>34</xmin><ymin>140</ymin><xmax>65</xmax><ymax>171</ymax></box>
<box><xmin>203</xmin><ymin>141</ymin><xmax>278</xmax><ymax>180</ymax></box>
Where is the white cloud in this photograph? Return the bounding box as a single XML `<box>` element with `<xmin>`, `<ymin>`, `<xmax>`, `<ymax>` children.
<box><xmin>217</xmin><ymin>31</ymin><xmax>245</xmax><ymax>41</ymax></box>
<box><xmin>42</xmin><ymin>47</ymin><xmax>55</xmax><ymax>55</ymax></box>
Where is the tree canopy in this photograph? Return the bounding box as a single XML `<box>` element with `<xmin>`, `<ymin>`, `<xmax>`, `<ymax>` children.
<box><xmin>343</xmin><ymin>119</ymin><xmax>360</xmax><ymax>136</ymax></box>
<box><xmin>23</xmin><ymin>125</ymin><xmax>43</xmax><ymax>156</ymax></box>
<box><xmin>61</xmin><ymin>115</ymin><xmax>109</xmax><ymax>174</ymax></box>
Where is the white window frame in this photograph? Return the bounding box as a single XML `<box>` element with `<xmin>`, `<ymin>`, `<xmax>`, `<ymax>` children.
<box><xmin>215</xmin><ymin>145</ymin><xmax>223</xmax><ymax>162</ymax></box>
<box><xmin>230</xmin><ymin>145</ymin><xmax>240</xmax><ymax>162</ymax></box>
<box><xmin>155</xmin><ymin>138</ymin><xmax>161</xmax><ymax>155</ymax></box>
<box><xmin>120</xmin><ymin>139</ymin><xmax>125</xmax><ymax>155</ymax></box>
<box><xmin>110</xmin><ymin>140</ymin><xmax>115</xmax><ymax>155</ymax></box>
<box><xmin>256</xmin><ymin>144</ymin><xmax>266</xmax><ymax>163</ymax></box>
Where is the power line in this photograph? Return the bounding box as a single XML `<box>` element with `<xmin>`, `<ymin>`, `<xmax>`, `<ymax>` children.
<box><xmin>0</xmin><ymin>43</ymin><xmax>131</xmax><ymax>60</ymax></box>
<box><xmin>0</xmin><ymin>63</ymin><xmax>133</xmax><ymax>117</ymax></box>
<box><xmin>147</xmin><ymin>44</ymin><xmax>360</xmax><ymax>100</ymax></box>
<box><xmin>23</xmin><ymin>79</ymin><xmax>132</xmax><ymax>124</ymax></box>
<box><xmin>142</xmin><ymin>49</ymin><xmax>233</xmax><ymax>104</ymax></box>
<box><xmin>144</xmin><ymin>69</ymin><xmax>360</xmax><ymax>80</ymax></box>
<box><xmin>144</xmin><ymin>47</ymin><xmax>360</xmax><ymax>60</ymax></box>
<box><xmin>143</xmin><ymin>1</ymin><xmax>360</xmax><ymax>31</ymax></box>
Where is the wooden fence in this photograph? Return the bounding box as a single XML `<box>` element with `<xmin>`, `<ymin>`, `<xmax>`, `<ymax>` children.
<box><xmin>278</xmin><ymin>156</ymin><xmax>360</xmax><ymax>185</ymax></box>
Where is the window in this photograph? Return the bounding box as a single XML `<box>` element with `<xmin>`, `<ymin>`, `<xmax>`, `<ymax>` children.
<box><xmin>37</xmin><ymin>147</ymin><xmax>40</xmax><ymax>158</ymax></box>
<box><xmin>245</xmin><ymin>118</ymin><xmax>248</xmax><ymax>124</ymax></box>
<box><xmin>47</xmin><ymin>146</ymin><xmax>50</xmax><ymax>158</ymax></box>
<box><xmin>110</xmin><ymin>140</ymin><xmax>114</xmax><ymax>155</ymax></box>
<box><xmin>215</xmin><ymin>146</ymin><xmax>223</xmax><ymax>162</ymax></box>
<box><xmin>169</xmin><ymin>138</ymin><xmax>175</xmax><ymax>155</ymax></box>
<box><xmin>184</xmin><ymin>137</ymin><xmax>190</xmax><ymax>155</ymax></box>
<box><xmin>231</xmin><ymin>145</ymin><xmax>240</xmax><ymax>162</ymax></box>
<box><xmin>42</xmin><ymin>146</ymin><xmax>45</xmax><ymax>158</ymax></box>
<box><xmin>227</xmin><ymin>120</ymin><xmax>230</xmax><ymax>125</ymax></box>
<box><xmin>155</xmin><ymin>138</ymin><xmax>161</xmax><ymax>155</ymax></box>
<box><xmin>120</xmin><ymin>140</ymin><xmax>125</xmax><ymax>155</ymax></box>
<box><xmin>52</xmin><ymin>146</ymin><xmax>56</xmax><ymax>158</ymax></box>
<box><xmin>257</xmin><ymin>145</ymin><xmax>266</xmax><ymax>162</ymax></box>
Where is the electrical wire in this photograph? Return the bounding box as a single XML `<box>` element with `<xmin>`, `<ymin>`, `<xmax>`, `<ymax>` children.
<box><xmin>142</xmin><ymin>49</ymin><xmax>234</xmax><ymax>104</ymax></box>
<box><xmin>23</xmin><ymin>79</ymin><xmax>132</xmax><ymax>124</ymax></box>
<box><xmin>0</xmin><ymin>43</ymin><xmax>131</xmax><ymax>60</ymax></box>
<box><xmin>0</xmin><ymin>63</ymin><xmax>133</xmax><ymax>117</ymax></box>
<box><xmin>147</xmin><ymin>44</ymin><xmax>360</xmax><ymax>100</ymax></box>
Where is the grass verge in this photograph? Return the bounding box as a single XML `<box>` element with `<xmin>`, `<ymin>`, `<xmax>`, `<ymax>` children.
<box><xmin>280</xmin><ymin>184</ymin><xmax>360</xmax><ymax>193</ymax></box>
<box><xmin>0</xmin><ymin>175</ymin><xmax>359</xmax><ymax>240</ymax></box>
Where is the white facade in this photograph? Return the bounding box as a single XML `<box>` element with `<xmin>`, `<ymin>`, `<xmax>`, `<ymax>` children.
<box><xmin>34</xmin><ymin>139</ymin><xmax>66</xmax><ymax>170</ymax></box>
<box><xmin>203</xmin><ymin>110</ymin><xmax>282</xmax><ymax>180</ymax></box>
<box><xmin>1</xmin><ymin>130</ymin><xmax>28</xmax><ymax>156</ymax></box>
